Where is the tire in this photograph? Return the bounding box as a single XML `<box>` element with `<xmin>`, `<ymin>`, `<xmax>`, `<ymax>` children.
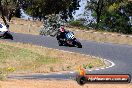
<box><xmin>58</xmin><ymin>40</ymin><xmax>63</xmax><ymax>46</ymax></box>
<box><xmin>3</xmin><ymin>32</ymin><xmax>13</xmax><ymax>40</ymax></box>
<box><xmin>76</xmin><ymin>76</ymin><xmax>87</xmax><ymax>85</ymax></box>
<box><xmin>75</xmin><ymin>41</ymin><xmax>82</xmax><ymax>48</ymax></box>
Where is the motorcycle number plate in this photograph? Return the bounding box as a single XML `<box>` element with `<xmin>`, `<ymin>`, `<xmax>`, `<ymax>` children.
<box><xmin>66</xmin><ymin>32</ymin><xmax>74</xmax><ymax>39</ymax></box>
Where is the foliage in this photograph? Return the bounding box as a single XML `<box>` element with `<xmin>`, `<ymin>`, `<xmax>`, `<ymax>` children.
<box><xmin>20</xmin><ymin>0</ymin><xmax>80</xmax><ymax>21</ymax></box>
<box><xmin>101</xmin><ymin>1</ymin><xmax>132</xmax><ymax>34</ymax></box>
<box><xmin>69</xmin><ymin>20</ymin><xmax>84</xmax><ymax>27</ymax></box>
<box><xmin>68</xmin><ymin>18</ymin><xmax>88</xmax><ymax>29</ymax></box>
<box><xmin>14</xmin><ymin>8</ymin><xmax>21</xmax><ymax>18</ymax></box>
<box><xmin>0</xmin><ymin>0</ymin><xmax>20</xmax><ymax>25</ymax></box>
<box><xmin>83</xmin><ymin>63</ymin><xmax>93</xmax><ymax>69</ymax></box>
<box><xmin>85</xmin><ymin>0</ymin><xmax>107</xmax><ymax>28</ymax></box>
<box><xmin>39</xmin><ymin>14</ymin><xmax>63</xmax><ymax>36</ymax></box>
<box><xmin>0</xmin><ymin>0</ymin><xmax>80</xmax><ymax>25</ymax></box>
<box><xmin>85</xmin><ymin>0</ymin><xmax>132</xmax><ymax>34</ymax></box>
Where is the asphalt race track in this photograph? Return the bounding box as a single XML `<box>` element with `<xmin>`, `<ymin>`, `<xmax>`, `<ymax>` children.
<box><xmin>2</xmin><ymin>33</ymin><xmax>132</xmax><ymax>81</ymax></box>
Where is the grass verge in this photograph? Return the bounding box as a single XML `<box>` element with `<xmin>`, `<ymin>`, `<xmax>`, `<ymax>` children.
<box><xmin>0</xmin><ymin>40</ymin><xmax>104</xmax><ymax>76</ymax></box>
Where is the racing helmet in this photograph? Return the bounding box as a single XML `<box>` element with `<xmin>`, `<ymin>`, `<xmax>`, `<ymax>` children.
<box><xmin>59</xmin><ymin>26</ymin><xmax>65</xmax><ymax>32</ymax></box>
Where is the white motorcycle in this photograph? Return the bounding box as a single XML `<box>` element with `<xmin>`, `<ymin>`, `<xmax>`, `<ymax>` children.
<box><xmin>0</xmin><ymin>23</ymin><xmax>13</xmax><ymax>40</ymax></box>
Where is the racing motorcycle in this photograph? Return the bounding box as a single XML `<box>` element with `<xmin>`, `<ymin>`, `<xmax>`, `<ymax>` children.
<box><xmin>0</xmin><ymin>23</ymin><xmax>13</xmax><ymax>40</ymax></box>
<box><xmin>56</xmin><ymin>31</ymin><xmax>82</xmax><ymax>48</ymax></box>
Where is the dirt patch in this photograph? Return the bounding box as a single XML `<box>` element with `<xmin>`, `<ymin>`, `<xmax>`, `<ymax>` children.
<box><xmin>0</xmin><ymin>79</ymin><xmax>132</xmax><ymax>88</ymax></box>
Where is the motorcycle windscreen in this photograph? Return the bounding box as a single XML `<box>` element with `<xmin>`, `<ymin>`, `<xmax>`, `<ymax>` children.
<box><xmin>66</xmin><ymin>32</ymin><xmax>75</xmax><ymax>39</ymax></box>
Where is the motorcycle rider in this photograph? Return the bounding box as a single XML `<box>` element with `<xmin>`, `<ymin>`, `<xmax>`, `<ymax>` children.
<box><xmin>58</xmin><ymin>26</ymin><xmax>68</xmax><ymax>41</ymax></box>
<box><xmin>59</xmin><ymin>26</ymin><xmax>65</xmax><ymax>37</ymax></box>
<box><xmin>56</xmin><ymin>25</ymin><xmax>82</xmax><ymax>48</ymax></box>
<box><xmin>56</xmin><ymin>25</ymin><xmax>69</xmax><ymax>46</ymax></box>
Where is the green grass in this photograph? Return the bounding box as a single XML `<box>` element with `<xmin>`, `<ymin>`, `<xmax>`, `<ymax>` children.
<box><xmin>0</xmin><ymin>41</ymin><xmax>105</xmax><ymax>78</ymax></box>
<box><xmin>0</xmin><ymin>44</ymin><xmax>59</xmax><ymax>74</ymax></box>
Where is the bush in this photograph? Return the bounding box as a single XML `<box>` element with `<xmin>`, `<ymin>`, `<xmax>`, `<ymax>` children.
<box><xmin>69</xmin><ymin>20</ymin><xmax>84</xmax><ymax>27</ymax></box>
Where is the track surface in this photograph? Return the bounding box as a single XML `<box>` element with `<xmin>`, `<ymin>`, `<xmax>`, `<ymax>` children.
<box><xmin>3</xmin><ymin>33</ymin><xmax>132</xmax><ymax>80</ymax></box>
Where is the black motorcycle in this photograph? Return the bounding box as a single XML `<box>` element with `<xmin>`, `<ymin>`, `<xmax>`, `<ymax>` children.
<box><xmin>56</xmin><ymin>31</ymin><xmax>82</xmax><ymax>48</ymax></box>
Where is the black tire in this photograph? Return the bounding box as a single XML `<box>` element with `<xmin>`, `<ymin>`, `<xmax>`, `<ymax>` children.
<box><xmin>76</xmin><ymin>76</ymin><xmax>87</xmax><ymax>85</ymax></box>
<box><xmin>3</xmin><ymin>32</ymin><xmax>13</xmax><ymax>40</ymax></box>
<box><xmin>58</xmin><ymin>40</ymin><xmax>63</xmax><ymax>46</ymax></box>
<box><xmin>75</xmin><ymin>41</ymin><xmax>82</xmax><ymax>48</ymax></box>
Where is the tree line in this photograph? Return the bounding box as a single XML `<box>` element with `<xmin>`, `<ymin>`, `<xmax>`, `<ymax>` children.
<box><xmin>0</xmin><ymin>0</ymin><xmax>131</xmax><ymax>34</ymax></box>
<box><xmin>0</xmin><ymin>0</ymin><xmax>80</xmax><ymax>25</ymax></box>
<box><xmin>85</xmin><ymin>0</ymin><xmax>132</xmax><ymax>34</ymax></box>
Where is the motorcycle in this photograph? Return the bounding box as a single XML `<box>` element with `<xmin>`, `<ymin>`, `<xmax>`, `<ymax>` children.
<box><xmin>56</xmin><ymin>31</ymin><xmax>82</xmax><ymax>48</ymax></box>
<box><xmin>0</xmin><ymin>23</ymin><xmax>13</xmax><ymax>40</ymax></box>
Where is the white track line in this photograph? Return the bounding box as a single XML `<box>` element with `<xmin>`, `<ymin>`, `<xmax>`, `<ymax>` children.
<box><xmin>88</xmin><ymin>70</ymin><xmax>92</xmax><ymax>72</ymax></box>
<box><xmin>104</xmin><ymin>59</ymin><xmax>115</xmax><ymax>68</ymax></box>
<box><xmin>95</xmin><ymin>69</ymin><xmax>100</xmax><ymax>71</ymax></box>
<box><xmin>101</xmin><ymin>68</ymin><xmax>105</xmax><ymax>69</ymax></box>
<box><xmin>57</xmin><ymin>73</ymin><xmax>62</xmax><ymax>75</ymax></box>
<box><xmin>47</xmin><ymin>47</ymin><xmax>115</xmax><ymax>73</ymax></box>
<box><xmin>70</xmin><ymin>72</ymin><xmax>75</xmax><ymax>74</ymax></box>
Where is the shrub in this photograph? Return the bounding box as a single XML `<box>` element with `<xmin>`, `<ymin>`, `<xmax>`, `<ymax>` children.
<box><xmin>69</xmin><ymin>20</ymin><xmax>84</xmax><ymax>27</ymax></box>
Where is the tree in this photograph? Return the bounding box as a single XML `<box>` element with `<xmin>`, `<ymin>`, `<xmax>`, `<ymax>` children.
<box><xmin>85</xmin><ymin>0</ymin><xmax>132</xmax><ymax>34</ymax></box>
<box><xmin>21</xmin><ymin>0</ymin><xmax>80</xmax><ymax>21</ymax></box>
<box><xmin>14</xmin><ymin>7</ymin><xmax>21</xmax><ymax>18</ymax></box>
<box><xmin>0</xmin><ymin>0</ymin><xmax>80</xmax><ymax>25</ymax></box>
<box><xmin>103</xmin><ymin>1</ymin><xmax>132</xmax><ymax>34</ymax></box>
<box><xmin>0</xmin><ymin>0</ymin><xmax>20</xmax><ymax>25</ymax></box>
<box><xmin>85</xmin><ymin>0</ymin><xmax>107</xmax><ymax>28</ymax></box>
<box><xmin>85</xmin><ymin>0</ymin><xmax>127</xmax><ymax>28</ymax></box>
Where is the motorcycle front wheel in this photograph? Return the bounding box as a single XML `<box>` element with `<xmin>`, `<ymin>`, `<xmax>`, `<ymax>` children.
<box><xmin>58</xmin><ymin>40</ymin><xmax>63</xmax><ymax>46</ymax></box>
<box><xmin>75</xmin><ymin>40</ymin><xmax>82</xmax><ymax>48</ymax></box>
<box><xmin>3</xmin><ymin>32</ymin><xmax>13</xmax><ymax>40</ymax></box>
